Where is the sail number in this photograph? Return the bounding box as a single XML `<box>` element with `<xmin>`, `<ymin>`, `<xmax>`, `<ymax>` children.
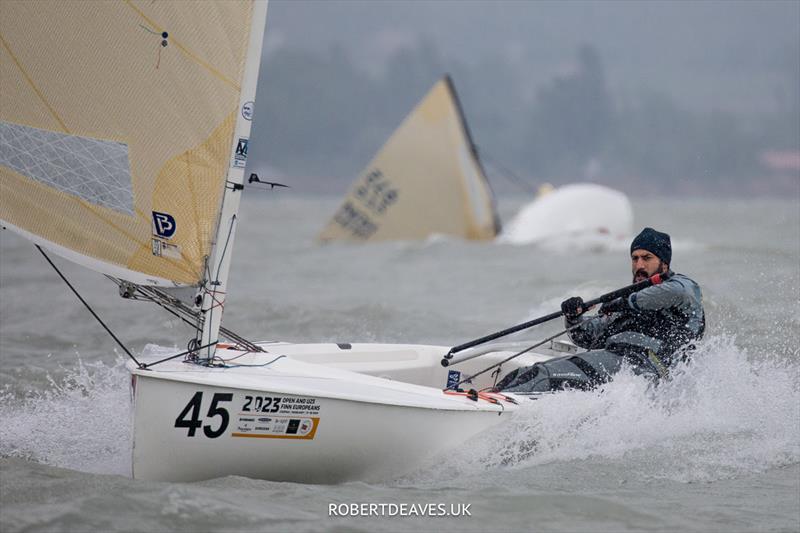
<box><xmin>174</xmin><ymin>391</ymin><xmax>232</xmax><ymax>438</ymax></box>
<box><xmin>356</xmin><ymin>170</ymin><xmax>398</xmax><ymax>214</ymax></box>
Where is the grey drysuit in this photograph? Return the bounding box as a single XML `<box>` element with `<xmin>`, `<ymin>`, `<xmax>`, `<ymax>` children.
<box><xmin>497</xmin><ymin>273</ymin><xmax>705</xmax><ymax>393</ymax></box>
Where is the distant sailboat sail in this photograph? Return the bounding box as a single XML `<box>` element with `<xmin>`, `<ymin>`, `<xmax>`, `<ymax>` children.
<box><xmin>1</xmin><ymin>1</ymin><xmax>260</xmax><ymax>288</ymax></box>
<box><xmin>318</xmin><ymin>76</ymin><xmax>500</xmax><ymax>242</ymax></box>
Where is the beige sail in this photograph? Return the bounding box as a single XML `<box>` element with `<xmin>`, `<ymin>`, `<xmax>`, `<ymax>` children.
<box><xmin>0</xmin><ymin>1</ymin><xmax>257</xmax><ymax>286</ymax></box>
<box><xmin>318</xmin><ymin>76</ymin><xmax>500</xmax><ymax>242</ymax></box>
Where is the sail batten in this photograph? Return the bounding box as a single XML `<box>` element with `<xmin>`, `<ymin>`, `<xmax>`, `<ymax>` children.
<box><xmin>0</xmin><ymin>1</ymin><xmax>262</xmax><ymax>288</ymax></box>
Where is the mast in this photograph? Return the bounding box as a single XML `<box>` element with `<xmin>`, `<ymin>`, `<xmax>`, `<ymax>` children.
<box><xmin>197</xmin><ymin>0</ymin><xmax>269</xmax><ymax>359</ymax></box>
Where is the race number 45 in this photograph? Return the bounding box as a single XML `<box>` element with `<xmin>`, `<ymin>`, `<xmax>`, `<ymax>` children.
<box><xmin>174</xmin><ymin>392</ymin><xmax>232</xmax><ymax>438</ymax></box>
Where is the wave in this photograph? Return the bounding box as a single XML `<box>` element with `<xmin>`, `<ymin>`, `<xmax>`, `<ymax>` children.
<box><xmin>1</xmin><ymin>336</ymin><xmax>797</xmax><ymax>485</ymax></box>
<box><xmin>410</xmin><ymin>335</ymin><xmax>800</xmax><ymax>484</ymax></box>
<box><xmin>0</xmin><ymin>357</ymin><xmax>132</xmax><ymax>477</ymax></box>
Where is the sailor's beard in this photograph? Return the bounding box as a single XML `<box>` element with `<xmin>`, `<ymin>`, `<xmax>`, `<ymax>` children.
<box><xmin>633</xmin><ymin>261</ymin><xmax>665</xmax><ymax>283</ymax></box>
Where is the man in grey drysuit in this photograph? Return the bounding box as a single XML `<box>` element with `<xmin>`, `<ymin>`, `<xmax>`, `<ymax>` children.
<box><xmin>497</xmin><ymin>227</ymin><xmax>705</xmax><ymax>393</ymax></box>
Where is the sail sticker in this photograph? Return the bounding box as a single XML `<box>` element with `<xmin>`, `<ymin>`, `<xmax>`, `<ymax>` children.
<box><xmin>241</xmin><ymin>101</ymin><xmax>254</xmax><ymax>121</ymax></box>
<box><xmin>0</xmin><ymin>121</ymin><xmax>134</xmax><ymax>215</ymax></box>
<box><xmin>151</xmin><ymin>211</ymin><xmax>176</xmax><ymax>239</ymax></box>
<box><xmin>151</xmin><ymin>238</ymin><xmax>181</xmax><ymax>259</ymax></box>
<box><xmin>233</xmin><ymin>137</ymin><xmax>248</xmax><ymax>168</ymax></box>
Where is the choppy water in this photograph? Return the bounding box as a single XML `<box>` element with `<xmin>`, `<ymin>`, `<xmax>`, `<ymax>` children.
<box><xmin>1</xmin><ymin>195</ymin><xmax>798</xmax><ymax>532</ymax></box>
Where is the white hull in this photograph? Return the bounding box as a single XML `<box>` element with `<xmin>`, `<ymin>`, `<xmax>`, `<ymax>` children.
<box><xmin>499</xmin><ymin>183</ymin><xmax>633</xmax><ymax>246</ymax></box>
<box><xmin>130</xmin><ymin>342</ymin><xmax>560</xmax><ymax>483</ymax></box>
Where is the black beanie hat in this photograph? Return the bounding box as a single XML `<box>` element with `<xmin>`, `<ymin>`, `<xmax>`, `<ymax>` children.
<box><xmin>630</xmin><ymin>227</ymin><xmax>672</xmax><ymax>264</ymax></box>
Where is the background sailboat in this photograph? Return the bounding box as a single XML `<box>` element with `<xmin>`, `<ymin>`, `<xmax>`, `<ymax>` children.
<box><xmin>317</xmin><ymin>74</ymin><xmax>633</xmax><ymax>249</ymax></box>
<box><xmin>317</xmin><ymin>75</ymin><xmax>501</xmax><ymax>242</ymax></box>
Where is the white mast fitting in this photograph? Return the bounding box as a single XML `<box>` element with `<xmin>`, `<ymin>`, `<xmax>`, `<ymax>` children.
<box><xmin>197</xmin><ymin>0</ymin><xmax>270</xmax><ymax>359</ymax></box>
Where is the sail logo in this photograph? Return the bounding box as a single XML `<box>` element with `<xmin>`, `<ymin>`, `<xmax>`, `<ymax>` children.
<box><xmin>233</xmin><ymin>137</ymin><xmax>248</xmax><ymax>168</ymax></box>
<box><xmin>152</xmin><ymin>211</ymin><xmax>176</xmax><ymax>239</ymax></box>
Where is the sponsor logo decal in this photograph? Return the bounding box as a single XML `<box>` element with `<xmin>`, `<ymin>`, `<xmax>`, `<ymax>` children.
<box><xmin>152</xmin><ymin>211</ymin><xmax>176</xmax><ymax>239</ymax></box>
<box><xmin>233</xmin><ymin>137</ymin><xmax>248</xmax><ymax>168</ymax></box>
<box><xmin>286</xmin><ymin>419</ymin><xmax>300</xmax><ymax>435</ymax></box>
<box><xmin>242</xmin><ymin>101</ymin><xmax>254</xmax><ymax>120</ymax></box>
<box><xmin>298</xmin><ymin>418</ymin><xmax>313</xmax><ymax>436</ymax></box>
<box><xmin>446</xmin><ymin>370</ymin><xmax>461</xmax><ymax>389</ymax></box>
<box><xmin>552</xmin><ymin>372</ymin><xmax>583</xmax><ymax>379</ymax></box>
<box><xmin>151</xmin><ymin>239</ymin><xmax>180</xmax><ymax>258</ymax></box>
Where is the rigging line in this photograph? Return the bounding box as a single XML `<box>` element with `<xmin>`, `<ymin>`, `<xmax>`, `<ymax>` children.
<box><xmin>220</xmin><ymin>355</ymin><xmax>286</xmax><ymax>368</ymax></box>
<box><xmin>447</xmin><ymin>324</ymin><xmax>582</xmax><ymax>391</ymax></box>
<box><xmin>214</xmin><ymin>214</ymin><xmax>236</xmax><ymax>285</ymax></box>
<box><xmin>121</xmin><ymin>281</ymin><xmax>256</xmax><ymax>351</ymax></box>
<box><xmin>200</xmin><ymin>214</ymin><xmax>236</xmax><ymax>350</ymax></box>
<box><xmin>130</xmin><ymin>284</ymin><xmax>198</xmax><ymax>330</ymax></box>
<box><xmin>480</xmin><ymin>152</ymin><xmax>539</xmax><ymax>196</ymax></box>
<box><xmin>140</xmin><ymin>341</ymin><xmax>217</xmax><ymax>369</ymax></box>
<box><xmin>127</xmin><ymin>278</ymin><xmax>258</xmax><ymax>350</ymax></box>
<box><xmin>202</xmin><ymin>287</ymin><xmax>226</xmax><ymax>310</ymax></box>
<box><xmin>35</xmin><ymin>245</ymin><xmax>142</xmax><ymax>367</ymax></box>
<box><xmin>0</xmin><ymin>34</ymin><xmax>69</xmax><ymax>133</ymax></box>
<box><xmin>138</xmin><ymin>24</ymin><xmax>159</xmax><ymax>35</ymax></box>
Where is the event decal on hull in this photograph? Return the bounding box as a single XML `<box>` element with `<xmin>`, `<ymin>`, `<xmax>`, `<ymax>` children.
<box><xmin>173</xmin><ymin>391</ymin><xmax>322</xmax><ymax>441</ymax></box>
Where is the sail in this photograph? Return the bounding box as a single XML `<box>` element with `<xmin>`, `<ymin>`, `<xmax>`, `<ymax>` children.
<box><xmin>1</xmin><ymin>1</ymin><xmax>263</xmax><ymax>287</ymax></box>
<box><xmin>318</xmin><ymin>76</ymin><xmax>500</xmax><ymax>242</ymax></box>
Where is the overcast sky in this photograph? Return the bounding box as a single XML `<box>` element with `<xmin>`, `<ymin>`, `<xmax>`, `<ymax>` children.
<box><xmin>261</xmin><ymin>0</ymin><xmax>799</xmax><ymax>112</ymax></box>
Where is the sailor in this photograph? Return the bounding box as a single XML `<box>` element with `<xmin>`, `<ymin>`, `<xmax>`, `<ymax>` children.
<box><xmin>497</xmin><ymin>227</ymin><xmax>705</xmax><ymax>393</ymax></box>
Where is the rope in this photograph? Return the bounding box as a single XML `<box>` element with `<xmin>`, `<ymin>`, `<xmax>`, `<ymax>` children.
<box><xmin>480</xmin><ymin>151</ymin><xmax>538</xmax><ymax>196</ymax></box>
<box><xmin>36</xmin><ymin>245</ymin><xmax>142</xmax><ymax>368</ymax></box>
<box><xmin>447</xmin><ymin>324</ymin><xmax>582</xmax><ymax>391</ymax></box>
<box><xmin>140</xmin><ymin>341</ymin><xmax>218</xmax><ymax>369</ymax></box>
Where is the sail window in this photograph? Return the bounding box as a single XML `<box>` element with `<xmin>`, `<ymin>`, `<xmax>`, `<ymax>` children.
<box><xmin>0</xmin><ymin>121</ymin><xmax>134</xmax><ymax>215</ymax></box>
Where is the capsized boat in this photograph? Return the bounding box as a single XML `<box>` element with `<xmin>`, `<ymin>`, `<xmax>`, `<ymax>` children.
<box><xmin>317</xmin><ymin>75</ymin><xmax>502</xmax><ymax>243</ymax></box>
<box><xmin>499</xmin><ymin>183</ymin><xmax>633</xmax><ymax>246</ymax></box>
<box><xmin>1</xmin><ymin>0</ymin><xmax>529</xmax><ymax>484</ymax></box>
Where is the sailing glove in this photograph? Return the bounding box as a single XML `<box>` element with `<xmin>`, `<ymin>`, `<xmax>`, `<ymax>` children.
<box><xmin>561</xmin><ymin>296</ymin><xmax>586</xmax><ymax>319</ymax></box>
<box><xmin>599</xmin><ymin>297</ymin><xmax>630</xmax><ymax>315</ymax></box>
